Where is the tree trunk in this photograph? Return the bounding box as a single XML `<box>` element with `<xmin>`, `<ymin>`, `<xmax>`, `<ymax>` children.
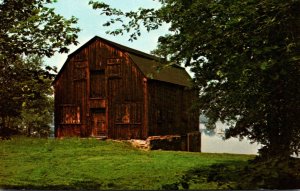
<box><xmin>0</xmin><ymin>116</ymin><xmax>11</xmax><ymax>139</ymax></box>
<box><xmin>27</xmin><ymin>125</ymin><xmax>31</xmax><ymax>137</ymax></box>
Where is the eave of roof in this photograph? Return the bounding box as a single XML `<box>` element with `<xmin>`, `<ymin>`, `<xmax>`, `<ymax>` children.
<box><xmin>128</xmin><ymin>53</ymin><xmax>192</xmax><ymax>87</ymax></box>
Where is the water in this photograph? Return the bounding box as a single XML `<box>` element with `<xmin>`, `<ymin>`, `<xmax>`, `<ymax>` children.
<box><xmin>200</xmin><ymin>121</ymin><xmax>261</xmax><ymax>155</ymax></box>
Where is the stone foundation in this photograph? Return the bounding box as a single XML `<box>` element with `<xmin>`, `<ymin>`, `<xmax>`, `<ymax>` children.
<box><xmin>128</xmin><ymin>132</ymin><xmax>201</xmax><ymax>152</ymax></box>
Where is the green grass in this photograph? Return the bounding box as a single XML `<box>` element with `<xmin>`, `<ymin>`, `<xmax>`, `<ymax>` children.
<box><xmin>0</xmin><ymin>137</ymin><xmax>254</xmax><ymax>190</ymax></box>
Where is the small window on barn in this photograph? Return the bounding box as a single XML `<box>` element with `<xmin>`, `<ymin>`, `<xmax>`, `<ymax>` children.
<box><xmin>61</xmin><ymin>106</ymin><xmax>80</xmax><ymax>124</ymax></box>
<box><xmin>90</xmin><ymin>70</ymin><xmax>106</xmax><ymax>98</ymax></box>
<box><xmin>107</xmin><ymin>58</ymin><xmax>122</xmax><ymax>78</ymax></box>
<box><xmin>107</xmin><ymin>58</ymin><xmax>123</xmax><ymax>65</ymax></box>
<box><xmin>115</xmin><ymin>104</ymin><xmax>130</xmax><ymax>124</ymax></box>
<box><xmin>74</xmin><ymin>61</ymin><xmax>87</xmax><ymax>68</ymax></box>
<box><xmin>122</xmin><ymin>105</ymin><xmax>130</xmax><ymax>124</ymax></box>
<box><xmin>115</xmin><ymin>103</ymin><xmax>142</xmax><ymax>124</ymax></box>
<box><xmin>74</xmin><ymin>61</ymin><xmax>87</xmax><ymax>80</ymax></box>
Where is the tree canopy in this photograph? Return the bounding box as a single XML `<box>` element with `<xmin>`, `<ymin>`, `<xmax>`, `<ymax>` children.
<box><xmin>89</xmin><ymin>0</ymin><xmax>300</xmax><ymax>158</ymax></box>
<box><xmin>89</xmin><ymin>1</ymin><xmax>300</xmax><ymax>188</ymax></box>
<box><xmin>0</xmin><ymin>56</ymin><xmax>54</xmax><ymax>137</ymax></box>
<box><xmin>0</xmin><ymin>0</ymin><xmax>79</xmax><ymax>59</ymax></box>
<box><xmin>0</xmin><ymin>0</ymin><xmax>79</xmax><ymax>137</ymax></box>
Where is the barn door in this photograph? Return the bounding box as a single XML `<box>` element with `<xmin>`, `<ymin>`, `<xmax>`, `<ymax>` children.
<box><xmin>91</xmin><ymin>109</ymin><xmax>107</xmax><ymax>137</ymax></box>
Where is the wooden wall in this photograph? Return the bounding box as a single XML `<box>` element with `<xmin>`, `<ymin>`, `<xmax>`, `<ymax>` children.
<box><xmin>54</xmin><ymin>39</ymin><xmax>147</xmax><ymax>139</ymax></box>
<box><xmin>147</xmin><ymin>80</ymin><xmax>199</xmax><ymax>136</ymax></box>
<box><xmin>54</xmin><ymin>38</ymin><xmax>198</xmax><ymax>139</ymax></box>
<box><xmin>105</xmin><ymin>51</ymin><xmax>146</xmax><ymax>139</ymax></box>
<box><xmin>54</xmin><ymin>49</ymin><xmax>89</xmax><ymax>137</ymax></box>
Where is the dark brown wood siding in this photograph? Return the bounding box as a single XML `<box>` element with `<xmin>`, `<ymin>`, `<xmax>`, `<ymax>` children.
<box><xmin>54</xmin><ymin>48</ymin><xmax>88</xmax><ymax>137</ymax></box>
<box><xmin>107</xmin><ymin>55</ymin><xmax>146</xmax><ymax>139</ymax></box>
<box><xmin>54</xmin><ymin>39</ymin><xmax>147</xmax><ymax>139</ymax></box>
<box><xmin>147</xmin><ymin>80</ymin><xmax>199</xmax><ymax>136</ymax></box>
<box><xmin>54</xmin><ymin>37</ymin><xmax>198</xmax><ymax>140</ymax></box>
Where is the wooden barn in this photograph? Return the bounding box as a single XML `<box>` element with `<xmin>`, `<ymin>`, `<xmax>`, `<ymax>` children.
<box><xmin>53</xmin><ymin>36</ymin><xmax>199</xmax><ymax>141</ymax></box>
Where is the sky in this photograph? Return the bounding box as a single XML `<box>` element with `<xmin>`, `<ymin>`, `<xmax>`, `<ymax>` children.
<box><xmin>44</xmin><ymin>0</ymin><xmax>169</xmax><ymax>70</ymax></box>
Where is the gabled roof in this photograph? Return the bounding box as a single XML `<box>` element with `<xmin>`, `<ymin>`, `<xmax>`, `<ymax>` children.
<box><xmin>53</xmin><ymin>36</ymin><xmax>193</xmax><ymax>87</ymax></box>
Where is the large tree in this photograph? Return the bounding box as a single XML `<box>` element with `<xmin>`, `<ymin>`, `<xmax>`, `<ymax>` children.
<box><xmin>89</xmin><ymin>0</ymin><xmax>300</xmax><ymax>188</ymax></box>
<box><xmin>89</xmin><ymin>0</ymin><xmax>300</xmax><ymax>159</ymax></box>
<box><xmin>0</xmin><ymin>56</ymin><xmax>54</xmax><ymax>137</ymax></box>
<box><xmin>0</xmin><ymin>0</ymin><xmax>79</xmax><ymax>137</ymax></box>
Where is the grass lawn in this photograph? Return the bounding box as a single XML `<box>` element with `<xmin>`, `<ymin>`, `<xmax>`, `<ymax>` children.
<box><xmin>0</xmin><ymin>137</ymin><xmax>254</xmax><ymax>190</ymax></box>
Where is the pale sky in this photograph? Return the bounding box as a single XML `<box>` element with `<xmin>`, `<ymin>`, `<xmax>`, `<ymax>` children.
<box><xmin>44</xmin><ymin>0</ymin><xmax>169</xmax><ymax>70</ymax></box>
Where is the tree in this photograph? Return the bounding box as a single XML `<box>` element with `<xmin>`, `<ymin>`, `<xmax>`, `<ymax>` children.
<box><xmin>0</xmin><ymin>0</ymin><xmax>80</xmax><ymax>59</ymax></box>
<box><xmin>89</xmin><ymin>0</ymin><xmax>300</xmax><ymax>158</ymax></box>
<box><xmin>0</xmin><ymin>0</ymin><xmax>79</xmax><ymax>137</ymax></box>
<box><xmin>18</xmin><ymin>56</ymin><xmax>54</xmax><ymax>137</ymax></box>
<box><xmin>20</xmin><ymin>95</ymin><xmax>54</xmax><ymax>137</ymax></box>
<box><xmin>0</xmin><ymin>57</ymin><xmax>25</xmax><ymax>135</ymax></box>
<box><xmin>89</xmin><ymin>1</ymin><xmax>300</xmax><ymax>188</ymax></box>
<box><xmin>0</xmin><ymin>56</ymin><xmax>54</xmax><ymax>137</ymax></box>
<box><xmin>90</xmin><ymin>0</ymin><xmax>300</xmax><ymax>189</ymax></box>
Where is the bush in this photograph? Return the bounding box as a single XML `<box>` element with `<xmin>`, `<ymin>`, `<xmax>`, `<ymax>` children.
<box><xmin>238</xmin><ymin>156</ymin><xmax>300</xmax><ymax>189</ymax></box>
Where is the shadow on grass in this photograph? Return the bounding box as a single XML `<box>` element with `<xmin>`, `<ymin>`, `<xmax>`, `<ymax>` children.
<box><xmin>162</xmin><ymin>157</ymin><xmax>300</xmax><ymax>190</ymax></box>
<box><xmin>1</xmin><ymin>180</ymin><xmax>104</xmax><ymax>190</ymax></box>
<box><xmin>162</xmin><ymin>160</ymin><xmax>247</xmax><ymax>190</ymax></box>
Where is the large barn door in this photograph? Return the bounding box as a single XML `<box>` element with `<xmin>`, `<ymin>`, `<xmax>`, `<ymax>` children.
<box><xmin>91</xmin><ymin>109</ymin><xmax>107</xmax><ymax>137</ymax></box>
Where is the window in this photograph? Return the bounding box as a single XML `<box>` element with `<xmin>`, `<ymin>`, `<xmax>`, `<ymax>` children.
<box><xmin>107</xmin><ymin>58</ymin><xmax>123</xmax><ymax>65</ymax></box>
<box><xmin>61</xmin><ymin>106</ymin><xmax>80</xmax><ymax>124</ymax></box>
<box><xmin>106</xmin><ymin>58</ymin><xmax>122</xmax><ymax>77</ymax></box>
<box><xmin>115</xmin><ymin>104</ymin><xmax>130</xmax><ymax>124</ymax></box>
<box><xmin>122</xmin><ymin>105</ymin><xmax>130</xmax><ymax>124</ymax></box>
<box><xmin>90</xmin><ymin>70</ymin><xmax>106</xmax><ymax>98</ymax></box>
<box><xmin>74</xmin><ymin>61</ymin><xmax>87</xmax><ymax>68</ymax></box>
<box><xmin>74</xmin><ymin>61</ymin><xmax>87</xmax><ymax>80</ymax></box>
<box><xmin>115</xmin><ymin>103</ymin><xmax>142</xmax><ymax>124</ymax></box>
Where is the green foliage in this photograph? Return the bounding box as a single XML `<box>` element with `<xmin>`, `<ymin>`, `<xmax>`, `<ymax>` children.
<box><xmin>238</xmin><ymin>156</ymin><xmax>300</xmax><ymax>189</ymax></box>
<box><xmin>162</xmin><ymin>161</ymin><xmax>246</xmax><ymax>190</ymax></box>
<box><xmin>0</xmin><ymin>0</ymin><xmax>79</xmax><ymax>137</ymax></box>
<box><xmin>0</xmin><ymin>0</ymin><xmax>80</xmax><ymax>59</ymax></box>
<box><xmin>0</xmin><ymin>56</ymin><xmax>54</xmax><ymax>137</ymax></box>
<box><xmin>19</xmin><ymin>57</ymin><xmax>54</xmax><ymax>137</ymax></box>
<box><xmin>0</xmin><ymin>137</ymin><xmax>253</xmax><ymax>190</ymax></box>
<box><xmin>88</xmin><ymin>0</ymin><xmax>163</xmax><ymax>41</ymax></box>
<box><xmin>89</xmin><ymin>0</ymin><xmax>300</xmax><ymax>158</ymax></box>
<box><xmin>173</xmin><ymin>156</ymin><xmax>300</xmax><ymax>190</ymax></box>
<box><xmin>19</xmin><ymin>96</ymin><xmax>54</xmax><ymax>137</ymax></box>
